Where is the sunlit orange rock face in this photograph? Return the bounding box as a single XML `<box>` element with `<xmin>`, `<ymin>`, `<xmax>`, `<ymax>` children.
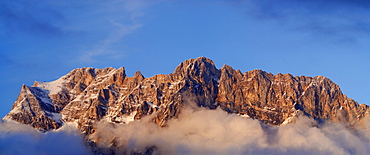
<box><xmin>3</xmin><ymin>57</ymin><xmax>368</xmax><ymax>134</ymax></box>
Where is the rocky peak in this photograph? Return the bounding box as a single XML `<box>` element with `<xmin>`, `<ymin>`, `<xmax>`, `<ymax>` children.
<box><xmin>62</xmin><ymin>67</ymin><xmax>97</xmax><ymax>85</ymax></box>
<box><xmin>110</xmin><ymin>67</ymin><xmax>126</xmax><ymax>87</ymax></box>
<box><xmin>220</xmin><ymin>65</ymin><xmax>243</xmax><ymax>81</ymax></box>
<box><xmin>133</xmin><ymin>71</ymin><xmax>144</xmax><ymax>81</ymax></box>
<box><xmin>3</xmin><ymin>84</ymin><xmax>63</xmax><ymax>132</ymax></box>
<box><xmin>173</xmin><ymin>57</ymin><xmax>220</xmax><ymax>82</ymax></box>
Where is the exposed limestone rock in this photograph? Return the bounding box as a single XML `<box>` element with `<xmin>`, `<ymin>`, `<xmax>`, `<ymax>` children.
<box><xmin>3</xmin><ymin>85</ymin><xmax>63</xmax><ymax>132</ymax></box>
<box><xmin>216</xmin><ymin>66</ymin><xmax>368</xmax><ymax>125</ymax></box>
<box><xmin>3</xmin><ymin>57</ymin><xmax>369</xmax><ymax>135</ymax></box>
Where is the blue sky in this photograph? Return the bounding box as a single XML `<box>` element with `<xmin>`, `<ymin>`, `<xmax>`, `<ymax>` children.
<box><xmin>1</xmin><ymin>0</ymin><xmax>369</xmax><ymax>117</ymax></box>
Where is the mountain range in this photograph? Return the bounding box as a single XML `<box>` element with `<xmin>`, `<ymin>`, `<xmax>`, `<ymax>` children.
<box><xmin>2</xmin><ymin>57</ymin><xmax>369</xmax><ymax>154</ymax></box>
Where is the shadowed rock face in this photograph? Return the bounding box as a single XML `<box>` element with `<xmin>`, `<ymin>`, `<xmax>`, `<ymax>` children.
<box><xmin>3</xmin><ymin>57</ymin><xmax>369</xmax><ymax>134</ymax></box>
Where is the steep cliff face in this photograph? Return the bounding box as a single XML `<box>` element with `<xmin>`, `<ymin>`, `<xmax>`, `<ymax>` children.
<box><xmin>3</xmin><ymin>57</ymin><xmax>369</xmax><ymax>135</ymax></box>
<box><xmin>2</xmin><ymin>84</ymin><xmax>63</xmax><ymax>132</ymax></box>
<box><xmin>216</xmin><ymin>66</ymin><xmax>368</xmax><ymax>125</ymax></box>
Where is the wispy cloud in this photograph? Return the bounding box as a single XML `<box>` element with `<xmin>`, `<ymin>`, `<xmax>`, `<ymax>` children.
<box><xmin>78</xmin><ymin>23</ymin><xmax>142</xmax><ymax>63</ymax></box>
<box><xmin>78</xmin><ymin>0</ymin><xmax>156</xmax><ymax>64</ymax></box>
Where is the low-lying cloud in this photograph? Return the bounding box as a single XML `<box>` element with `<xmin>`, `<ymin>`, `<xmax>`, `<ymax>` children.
<box><xmin>91</xmin><ymin>107</ymin><xmax>370</xmax><ymax>154</ymax></box>
<box><xmin>1</xmin><ymin>107</ymin><xmax>370</xmax><ymax>154</ymax></box>
<box><xmin>0</xmin><ymin>121</ymin><xmax>90</xmax><ymax>155</ymax></box>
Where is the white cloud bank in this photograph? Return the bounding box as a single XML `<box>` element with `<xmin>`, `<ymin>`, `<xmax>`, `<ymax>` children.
<box><xmin>0</xmin><ymin>122</ymin><xmax>90</xmax><ymax>155</ymax></box>
<box><xmin>91</xmin><ymin>107</ymin><xmax>370</xmax><ymax>154</ymax></box>
<box><xmin>1</xmin><ymin>107</ymin><xmax>370</xmax><ymax>154</ymax></box>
